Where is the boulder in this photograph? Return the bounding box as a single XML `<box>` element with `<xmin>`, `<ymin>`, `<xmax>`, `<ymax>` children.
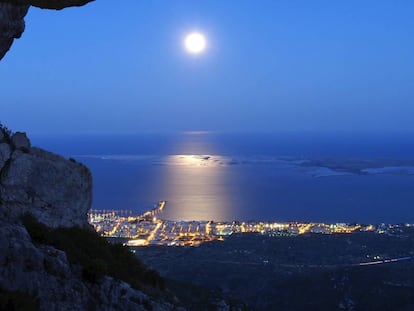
<box><xmin>11</xmin><ymin>131</ymin><xmax>31</xmax><ymax>151</ymax></box>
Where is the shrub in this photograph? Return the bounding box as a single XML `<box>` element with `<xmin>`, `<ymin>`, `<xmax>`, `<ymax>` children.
<box><xmin>21</xmin><ymin>214</ymin><xmax>165</xmax><ymax>291</ymax></box>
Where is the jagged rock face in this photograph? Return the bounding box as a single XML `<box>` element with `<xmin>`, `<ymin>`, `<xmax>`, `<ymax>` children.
<box><xmin>0</xmin><ymin>0</ymin><xmax>94</xmax><ymax>60</ymax></box>
<box><xmin>0</xmin><ymin>131</ymin><xmax>92</xmax><ymax>228</ymax></box>
<box><xmin>0</xmin><ymin>2</ymin><xmax>29</xmax><ymax>60</ymax></box>
<box><xmin>0</xmin><ymin>220</ymin><xmax>173</xmax><ymax>311</ymax></box>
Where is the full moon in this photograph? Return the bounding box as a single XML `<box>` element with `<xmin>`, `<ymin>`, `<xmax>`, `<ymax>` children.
<box><xmin>184</xmin><ymin>32</ymin><xmax>206</xmax><ymax>54</ymax></box>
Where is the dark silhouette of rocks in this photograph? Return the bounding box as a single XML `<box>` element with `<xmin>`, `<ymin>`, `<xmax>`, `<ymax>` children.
<box><xmin>0</xmin><ymin>2</ymin><xmax>29</xmax><ymax>60</ymax></box>
<box><xmin>0</xmin><ymin>0</ymin><xmax>94</xmax><ymax>60</ymax></box>
<box><xmin>2</xmin><ymin>0</ymin><xmax>93</xmax><ymax>10</ymax></box>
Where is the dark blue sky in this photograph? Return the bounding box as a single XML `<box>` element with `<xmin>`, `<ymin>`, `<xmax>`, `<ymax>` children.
<box><xmin>2</xmin><ymin>0</ymin><xmax>414</xmax><ymax>134</ymax></box>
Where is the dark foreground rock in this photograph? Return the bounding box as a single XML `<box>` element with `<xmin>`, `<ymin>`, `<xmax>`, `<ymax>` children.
<box><xmin>0</xmin><ymin>2</ymin><xmax>29</xmax><ymax>60</ymax></box>
<box><xmin>0</xmin><ymin>127</ymin><xmax>180</xmax><ymax>310</ymax></box>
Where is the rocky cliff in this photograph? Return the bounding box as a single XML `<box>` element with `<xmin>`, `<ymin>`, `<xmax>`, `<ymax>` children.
<box><xmin>0</xmin><ymin>0</ymin><xmax>94</xmax><ymax>61</ymax></box>
<box><xmin>0</xmin><ymin>130</ymin><xmax>92</xmax><ymax>228</ymax></box>
<box><xmin>0</xmin><ymin>127</ymin><xmax>178</xmax><ymax>311</ymax></box>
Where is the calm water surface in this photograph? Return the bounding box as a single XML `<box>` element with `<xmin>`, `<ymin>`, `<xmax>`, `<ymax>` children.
<box><xmin>33</xmin><ymin>133</ymin><xmax>414</xmax><ymax>223</ymax></box>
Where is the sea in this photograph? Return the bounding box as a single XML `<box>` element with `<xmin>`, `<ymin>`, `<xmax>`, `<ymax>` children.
<box><xmin>33</xmin><ymin>132</ymin><xmax>414</xmax><ymax>224</ymax></box>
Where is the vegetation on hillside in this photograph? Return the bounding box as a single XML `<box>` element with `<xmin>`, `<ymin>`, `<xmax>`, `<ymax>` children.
<box><xmin>21</xmin><ymin>214</ymin><xmax>165</xmax><ymax>291</ymax></box>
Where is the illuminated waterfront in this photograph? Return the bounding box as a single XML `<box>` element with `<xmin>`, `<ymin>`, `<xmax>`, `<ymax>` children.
<box><xmin>88</xmin><ymin>201</ymin><xmax>411</xmax><ymax>247</ymax></box>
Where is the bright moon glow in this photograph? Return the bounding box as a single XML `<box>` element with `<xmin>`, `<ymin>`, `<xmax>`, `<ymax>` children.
<box><xmin>184</xmin><ymin>32</ymin><xmax>206</xmax><ymax>54</ymax></box>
